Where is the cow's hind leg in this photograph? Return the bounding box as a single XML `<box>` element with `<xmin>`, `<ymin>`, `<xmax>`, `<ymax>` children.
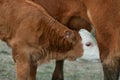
<box><xmin>99</xmin><ymin>43</ymin><xmax>120</xmax><ymax>80</ymax></box>
<box><xmin>96</xmin><ymin>27</ymin><xmax>120</xmax><ymax>80</ymax></box>
<box><xmin>102</xmin><ymin>57</ymin><xmax>120</xmax><ymax>80</ymax></box>
<box><xmin>52</xmin><ymin>60</ymin><xmax>64</xmax><ymax>80</ymax></box>
<box><xmin>103</xmin><ymin>64</ymin><xmax>119</xmax><ymax>80</ymax></box>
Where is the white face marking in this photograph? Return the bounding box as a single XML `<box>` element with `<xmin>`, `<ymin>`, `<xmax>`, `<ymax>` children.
<box><xmin>78</xmin><ymin>29</ymin><xmax>100</xmax><ymax>61</ymax></box>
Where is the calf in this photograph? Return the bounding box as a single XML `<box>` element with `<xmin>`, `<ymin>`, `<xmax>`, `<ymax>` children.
<box><xmin>32</xmin><ymin>0</ymin><xmax>92</xmax><ymax>79</ymax></box>
<box><xmin>0</xmin><ymin>0</ymin><xmax>83</xmax><ymax>80</ymax></box>
<box><xmin>82</xmin><ymin>0</ymin><xmax>120</xmax><ymax>80</ymax></box>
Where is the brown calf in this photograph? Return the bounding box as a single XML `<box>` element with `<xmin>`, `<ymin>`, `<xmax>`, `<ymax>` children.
<box><xmin>82</xmin><ymin>0</ymin><xmax>120</xmax><ymax>80</ymax></box>
<box><xmin>0</xmin><ymin>0</ymin><xmax>83</xmax><ymax>80</ymax></box>
<box><xmin>32</xmin><ymin>0</ymin><xmax>92</xmax><ymax>79</ymax></box>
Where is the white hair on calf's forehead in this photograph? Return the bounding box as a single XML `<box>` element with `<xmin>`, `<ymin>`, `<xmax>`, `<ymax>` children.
<box><xmin>79</xmin><ymin>29</ymin><xmax>100</xmax><ymax>61</ymax></box>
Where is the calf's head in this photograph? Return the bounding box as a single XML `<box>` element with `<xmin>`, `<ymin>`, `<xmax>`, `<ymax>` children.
<box><xmin>37</xmin><ymin>17</ymin><xmax>83</xmax><ymax>61</ymax></box>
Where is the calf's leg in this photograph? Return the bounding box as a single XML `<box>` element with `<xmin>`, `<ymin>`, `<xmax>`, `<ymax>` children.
<box><xmin>52</xmin><ymin>60</ymin><xmax>64</xmax><ymax>80</ymax></box>
<box><xmin>12</xmin><ymin>49</ymin><xmax>37</xmax><ymax>80</ymax></box>
<box><xmin>28</xmin><ymin>64</ymin><xmax>37</xmax><ymax>80</ymax></box>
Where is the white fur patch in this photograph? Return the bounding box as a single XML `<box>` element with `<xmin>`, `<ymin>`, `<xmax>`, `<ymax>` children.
<box><xmin>79</xmin><ymin>29</ymin><xmax>100</xmax><ymax>61</ymax></box>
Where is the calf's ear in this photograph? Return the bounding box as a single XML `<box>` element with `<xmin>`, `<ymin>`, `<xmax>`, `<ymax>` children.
<box><xmin>64</xmin><ymin>31</ymin><xmax>80</xmax><ymax>45</ymax></box>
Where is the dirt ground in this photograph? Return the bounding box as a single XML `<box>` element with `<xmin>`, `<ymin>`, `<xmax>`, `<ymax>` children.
<box><xmin>0</xmin><ymin>41</ymin><xmax>105</xmax><ymax>80</ymax></box>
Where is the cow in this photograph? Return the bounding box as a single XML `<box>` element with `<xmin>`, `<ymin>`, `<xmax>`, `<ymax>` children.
<box><xmin>32</xmin><ymin>0</ymin><xmax>92</xmax><ymax>79</ymax></box>
<box><xmin>0</xmin><ymin>0</ymin><xmax>83</xmax><ymax>80</ymax></box>
<box><xmin>82</xmin><ymin>0</ymin><xmax>120</xmax><ymax>80</ymax></box>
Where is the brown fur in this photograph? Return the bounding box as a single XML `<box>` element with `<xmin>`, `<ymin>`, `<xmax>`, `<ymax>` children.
<box><xmin>33</xmin><ymin>0</ymin><xmax>92</xmax><ymax>32</ymax></box>
<box><xmin>32</xmin><ymin>0</ymin><xmax>92</xmax><ymax>79</ymax></box>
<box><xmin>82</xmin><ymin>0</ymin><xmax>120</xmax><ymax>80</ymax></box>
<box><xmin>0</xmin><ymin>0</ymin><xmax>83</xmax><ymax>80</ymax></box>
